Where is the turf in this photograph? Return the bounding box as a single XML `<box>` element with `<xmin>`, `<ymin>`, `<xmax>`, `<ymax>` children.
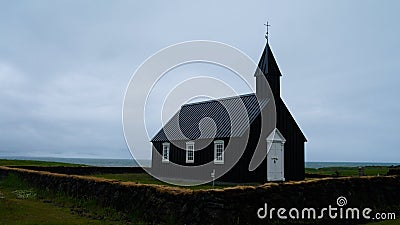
<box><xmin>0</xmin><ymin>174</ymin><xmax>143</xmax><ymax>225</ymax></box>
<box><xmin>92</xmin><ymin>166</ymin><xmax>390</xmax><ymax>190</ymax></box>
<box><xmin>0</xmin><ymin>159</ymin><xmax>85</xmax><ymax>167</ymax></box>
<box><xmin>90</xmin><ymin>173</ymin><xmax>241</xmax><ymax>190</ymax></box>
<box><xmin>0</xmin><ymin>193</ymin><xmax>116</xmax><ymax>225</ymax></box>
<box><xmin>305</xmin><ymin>166</ymin><xmax>389</xmax><ymax>177</ymax></box>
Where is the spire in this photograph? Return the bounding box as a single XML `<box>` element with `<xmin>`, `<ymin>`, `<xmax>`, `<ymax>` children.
<box><xmin>256</xmin><ymin>43</ymin><xmax>282</xmax><ymax>78</ymax></box>
<box><xmin>255</xmin><ymin>42</ymin><xmax>283</xmax><ymax>99</ymax></box>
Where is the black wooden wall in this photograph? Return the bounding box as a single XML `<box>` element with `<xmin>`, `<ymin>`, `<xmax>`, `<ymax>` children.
<box><xmin>276</xmin><ymin>97</ymin><xmax>306</xmax><ymax>181</ymax></box>
<box><xmin>151</xmin><ymin>102</ymin><xmax>306</xmax><ymax>183</ymax></box>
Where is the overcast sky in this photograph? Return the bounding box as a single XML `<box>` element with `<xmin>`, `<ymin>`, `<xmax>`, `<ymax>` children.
<box><xmin>0</xmin><ymin>1</ymin><xmax>399</xmax><ymax>162</ymax></box>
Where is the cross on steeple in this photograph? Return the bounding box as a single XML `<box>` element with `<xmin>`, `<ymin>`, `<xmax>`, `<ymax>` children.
<box><xmin>264</xmin><ymin>21</ymin><xmax>271</xmax><ymax>42</ymax></box>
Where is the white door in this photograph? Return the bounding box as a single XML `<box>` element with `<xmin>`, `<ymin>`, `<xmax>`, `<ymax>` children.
<box><xmin>267</xmin><ymin>142</ymin><xmax>284</xmax><ymax>181</ymax></box>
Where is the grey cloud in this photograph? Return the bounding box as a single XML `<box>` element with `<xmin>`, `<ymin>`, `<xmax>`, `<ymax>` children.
<box><xmin>0</xmin><ymin>1</ymin><xmax>399</xmax><ymax>162</ymax></box>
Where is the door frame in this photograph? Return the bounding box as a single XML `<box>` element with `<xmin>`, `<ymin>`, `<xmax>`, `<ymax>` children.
<box><xmin>266</xmin><ymin>128</ymin><xmax>286</xmax><ymax>181</ymax></box>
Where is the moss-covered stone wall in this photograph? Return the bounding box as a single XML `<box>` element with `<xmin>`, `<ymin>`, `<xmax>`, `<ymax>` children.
<box><xmin>0</xmin><ymin>166</ymin><xmax>399</xmax><ymax>225</ymax></box>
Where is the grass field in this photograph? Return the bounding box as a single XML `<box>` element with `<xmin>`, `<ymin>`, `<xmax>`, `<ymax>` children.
<box><xmin>0</xmin><ymin>159</ymin><xmax>86</xmax><ymax>167</ymax></box>
<box><xmin>91</xmin><ymin>173</ymin><xmax>166</xmax><ymax>185</ymax></box>
<box><xmin>90</xmin><ymin>173</ymin><xmax>238</xmax><ymax>190</ymax></box>
<box><xmin>91</xmin><ymin>166</ymin><xmax>390</xmax><ymax>190</ymax></box>
<box><xmin>305</xmin><ymin>166</ymin><xmax>389</xmax><ymax>177</ymax></box>
<box><xmin>0</xmin><ymin>158</ymin><xmax>389</xmax><ymax>177</ymax></box>
<box><xmin>0</xmin><ymin>174</ymin><xmax>145</xmax><ymax>225</ymax></box>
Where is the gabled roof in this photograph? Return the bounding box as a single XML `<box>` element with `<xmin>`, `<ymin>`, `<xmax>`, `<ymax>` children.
<box><xmin>267</xmin><ymin>128</ymin><xmax>286</xmax><ymax>143</ymax></box>
<box><xmin>151</xmin><ymin>94</ymin><xmax>269</xmax><ymax>142</ymax></box>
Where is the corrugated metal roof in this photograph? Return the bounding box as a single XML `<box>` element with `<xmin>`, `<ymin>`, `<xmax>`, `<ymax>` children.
<box><xmin>151</xmin><ymin>93</ymin><xmax>270</xmax><ymax>142</ymax></box>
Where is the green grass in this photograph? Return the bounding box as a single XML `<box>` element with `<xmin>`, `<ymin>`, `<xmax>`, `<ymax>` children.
<box><xmin>0</xmin><ymin>159</ymin><xmax>86</xmax><ymax>167</ymax></box>
<box><xmin>0</xmin><ymin>193</ymin><xmax>114</xmax><ymax>225</ymax></box>
<box><xmin>93</xmin><ymin>166</ymin><xmax>391</xmax><ymax>190</ymax></box>
<box><xmin>92</xmin><ymin>173</ymin><xmax>164</xmax><ymax>185</ymax></box>
<box><xmin>306</xmin><ymin>166</ymin><xmax>389</xmax><ymax>177</ymax></box>
<box><xmin>90</xmin><ymin>173</ymin><xmax>246</xmax><ymax>190</ymax></box>
<box><xmin>0</xmin><ymin>174</ymin><xmax>144</xmax><ymax>225</ymax></box>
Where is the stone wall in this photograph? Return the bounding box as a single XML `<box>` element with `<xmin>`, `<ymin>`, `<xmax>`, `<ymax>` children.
<box><xmin>387</xmin><ymin>166</ymin><xmax>400</xmax><ymax>176</ymax></box>
<box><xmin>0</xmin><ymin>166</ymin><xmax>399</xmax><ymax>225</ymax></box>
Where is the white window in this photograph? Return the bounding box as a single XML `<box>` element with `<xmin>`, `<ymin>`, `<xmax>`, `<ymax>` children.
<box><xmin>162</xmin><ymin>142</ymin><xmax>170</xmax><ymax>163</ymax></box>
<box><xmin>186</xmin><ymin>141</ymin><xmax>194</xmax><ymax>163</ymax></box>
<box><xmin>214</xmin><ymin>140</ymin><xmax>224</xmax><ymax>164</ymax></box>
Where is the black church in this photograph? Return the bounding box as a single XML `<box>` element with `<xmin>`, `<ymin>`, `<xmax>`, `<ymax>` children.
<box><xmin>150</xmin><ymin>41</ymin><xmax>306</xmax><ymax>183</ymax></box>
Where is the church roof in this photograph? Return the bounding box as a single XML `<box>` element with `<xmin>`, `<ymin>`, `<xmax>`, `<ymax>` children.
<box><xmin>151</xmin><ymin>94</ymin><xmax>270</xmax><ymax>142</ymax></box>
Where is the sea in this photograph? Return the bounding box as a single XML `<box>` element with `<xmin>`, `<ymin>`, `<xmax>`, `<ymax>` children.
<box><xmin>1</xmin><ymin>156</ymin><xmax>399</xmax><ymax>168</ymax></box>
<box><xmin>0</xmin><ymin>156</ymin><xmax>150</xmax><ymax>167</ymax></box>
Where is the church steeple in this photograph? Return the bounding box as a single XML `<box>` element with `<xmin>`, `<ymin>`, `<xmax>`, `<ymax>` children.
<box><xmin>255</xmin><ymin>43</ymin><xmax>282</xmax><ymax>99</ymax></box>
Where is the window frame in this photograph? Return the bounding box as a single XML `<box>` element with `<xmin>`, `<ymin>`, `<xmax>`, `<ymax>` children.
<box><xmin>162</xmin><ymin>142</ymin><xmax>170</xmax><ymax>163</ymax></box>
<box><xmin>186</xmin><ymin>141</ymin><xmax>194</xmax><ymax>163</ymax></box>
<box><xmin>214</xmin><ymin>140</ymin><xmax>224</xmax><ymax>164</ymax></box>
